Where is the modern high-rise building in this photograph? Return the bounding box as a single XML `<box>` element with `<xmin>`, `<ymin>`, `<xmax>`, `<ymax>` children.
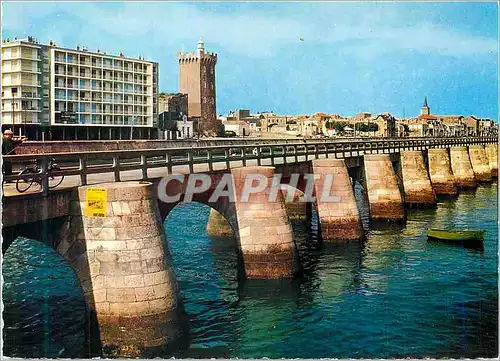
<box><xmin>1</xmin><ymin>37</ymin><xmax>158</xmax><ymax>140</ymax></box>
<box><xmin>177</xmin><ymin>40</ymin><xmax>218</xmax><ymax>136</ymax></box>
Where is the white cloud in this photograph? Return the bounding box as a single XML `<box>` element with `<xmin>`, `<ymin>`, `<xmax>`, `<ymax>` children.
<box><xmin>1</xmin><ymin>2</ymin><xmax>497</xmax><ymax>59</ymax></box>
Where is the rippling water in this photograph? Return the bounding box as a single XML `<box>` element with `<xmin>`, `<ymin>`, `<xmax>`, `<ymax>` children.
<box><xmin>2</xmin><ymin>183</ymin><xmax>498</xmax><ymax>358</ymax></box>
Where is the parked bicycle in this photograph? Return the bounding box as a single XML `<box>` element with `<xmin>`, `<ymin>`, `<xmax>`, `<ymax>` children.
<box><xmin>16</xmin><ymin>158</ymin><xmax>65</xmax><ymax>193</ymax></box>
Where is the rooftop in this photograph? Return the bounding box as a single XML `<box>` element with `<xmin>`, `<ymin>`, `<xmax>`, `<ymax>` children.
<box><xmin>2</xmin><ymin>36</ymin><xmax>157</xmax><ymax>64</ymax></box>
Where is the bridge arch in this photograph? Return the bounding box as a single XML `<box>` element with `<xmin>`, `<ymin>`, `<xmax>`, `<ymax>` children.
<box><xmin>2</xmin><ymin>217</ymin><xmax>102</xmax><ymax>357</ymax></box>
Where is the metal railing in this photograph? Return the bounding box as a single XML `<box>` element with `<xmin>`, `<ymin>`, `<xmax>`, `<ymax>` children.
<box><xmin>3</xmin><ymin>136</ymin><xmax>496</xmax><ymax>196</ymax></box>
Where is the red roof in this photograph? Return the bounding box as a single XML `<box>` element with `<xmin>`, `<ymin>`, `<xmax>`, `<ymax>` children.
<box><xmin>417</xmin><ymin>114</ymin><xmax>438</xmax><ymax>120</ymax></box>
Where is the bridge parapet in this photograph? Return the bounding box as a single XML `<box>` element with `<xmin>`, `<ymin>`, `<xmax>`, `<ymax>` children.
<box><xmin>3</xmin><ymin>136</ymin><xmax>496</xmax><ymax>197</ymax></box>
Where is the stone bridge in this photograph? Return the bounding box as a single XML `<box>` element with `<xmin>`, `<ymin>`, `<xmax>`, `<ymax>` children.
<box><xmin>2</xmin><ymin>138</ymin><xmax>497</xmax><ymax>357</ymax></box>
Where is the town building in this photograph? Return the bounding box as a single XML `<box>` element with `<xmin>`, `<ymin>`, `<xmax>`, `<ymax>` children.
<box><xmin>177</xmin><ymin>40</ymin><xmax>219</xmax><ymax>136</ymax></box>
<box><xmin>157</xmin><ymin>92</ymin><xmax>193</xmax><ymax>139</ymax></box>
<box><xmin>371</xmin><ymin>113</ymin><xmax>397</xmax><ymax>137</ymax></box>
<box><xmin>412</xmin><ymin>97</ymin><xmax>485</xmax><ymax>137</ymax></box>
<box><xmin>1</xmin><ymin>37</ymin><xmax>159</xmax><ymax>140</ymax></box>
<box><xmin>158</xmin><ymin>92</ymin><xmax>188</xmax><ymax>115</ymax></box>
<box><xmin>223</xmin><ymin>120</ymin><xmax>251</xmax><ymax>136</ymax></box>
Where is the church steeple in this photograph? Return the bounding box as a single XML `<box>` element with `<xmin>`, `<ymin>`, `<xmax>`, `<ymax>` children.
<box><xmin>421</xmin><ymin>96</ymin><xmax>430</xmax><ymax>116</ymax></box>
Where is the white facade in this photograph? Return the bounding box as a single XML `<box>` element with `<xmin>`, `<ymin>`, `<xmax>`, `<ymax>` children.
<box><xmin>2</xmin><ymin>37</ymin><xmax>158</xmax><ymax>136</ymax></box>
<box><xmin>224</xmin><ymin>121</ymin><xmax>251</xmax><ymax>136</ymax></box>
<box><xmin>159</xmin><ymin>120</ymin><xmax>194</xmax><ymax>139</ymax></box>
<box><xmin>1</xmin><ymin>40</ymin><xmax>45</xmax><ymax>125</ymax></box>
<box><xmin>51</xmin><ymin>47</ymin><xmax>157</xmax><ymax>128</ymax></box>
<box><xmin>176</xmin><ymin>120</ymin><xmax>194</xmax><ymax>139</ymax></box>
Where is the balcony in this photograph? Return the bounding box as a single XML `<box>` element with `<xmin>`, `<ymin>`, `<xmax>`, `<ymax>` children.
<box><xmin>21</xmin><ymin>92</ymin><xmax>40</xmax><ymax>99</ymax></box>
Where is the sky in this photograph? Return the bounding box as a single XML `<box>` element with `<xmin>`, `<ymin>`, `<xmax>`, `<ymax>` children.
<box><xmin>2</xmin><ymin>1</ymin><xmax>498</xmax><ymax>119</ymax></box>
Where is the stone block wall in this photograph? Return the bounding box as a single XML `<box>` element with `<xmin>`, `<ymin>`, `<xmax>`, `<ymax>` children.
<box><xmin>206</xmin><ymin>208</ymin><xmax>235</xmax><ymax>237</ymax></box>
<box><xmin>231</xmin><ymin>166</ymin><xmax>298</xmax><ymax>278</ymax></box>
<box><xmin>363</xmin><ymin>154</ymin><xmax>405</xmax><ymax>221</ymax></box>
<box><xmin>427</xmin><ymin>149</ymin><xmax>457</xmax><ymax>195</ymax></box>
<box><xmin>311</xmin><ymin>159</ymin><xmax>363</xmax><ymax>241</ymax></box>
<box><xmin>61</xmin><ymin>181</ymin><xmax>187</xmax><ymax>357</ymax></box>
<box><xmin>468</xmin><ymin>145</ymin><xmax>492</xmax><ymax>182</ymax></box>
<box><xmin>400</xmin><ymin>151</ymin><xmax>436</xmax><ymax>206</ymax></box>
<box><xmin>450</xmin><ymin>147</ymin><xmax>477</xmax><ymax>189</ymax></box>
<box><xmin>485</xmin><ymin>143</ymin><xmax>498</xmax><ymax>178</ymax></box>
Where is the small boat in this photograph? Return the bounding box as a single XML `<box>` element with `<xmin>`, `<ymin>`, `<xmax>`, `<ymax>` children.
<box><xmin>427</xmin><ymin>229</ymin><xmax>485</xmax><ymax>246</ymax></box>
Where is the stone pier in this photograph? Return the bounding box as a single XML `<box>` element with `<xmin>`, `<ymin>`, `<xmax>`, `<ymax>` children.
<box><xmin>400</xmin><ymin>151</ymin><xmax>436</xmax><ymax>207</ymax></box>
<box><xmin>485</xmin><ymin>143</ymin><xmax>498</xmax><ymax>178</ymax></box>
<box><xmin>64</xmin><ymin>182</ymin><xmax>187</xmax><ymax>357</ymax></box>
<box><xmin>231</xmin><ymin>166</ymin><xmax>298</xmax><ymax>279</ymax></box>
<box><xmin>468</xmin><ymin>145</ymin><xmax>492</xmax><ymax>182</ymax></box>
<box><xmin>363</xmin><ymin>154</ymin><xmax>405</xmax><ymax>222</ymax></box>
<box><xmin>206</xmin><ymin>208</ymin><xmax>235</xmax><ymax>237</ymax></box>
<box><xmin>427</xmin><ymin>149</ymin><xmax>457</xmax><ymax>196</ymax></box>
<box><xmin>311</xmin><ymin>159</ymin><xmax>363</xmax><ymax>241</ymax></box>
<box><xmin>281</xmin><ymin>185</ymin><xmax>309</xmax><ymax>220</ymax></box>
<box><xmin>450</xmin><ymin>147</ymin><xmax>477</xmax><ymax>189</ymax></box>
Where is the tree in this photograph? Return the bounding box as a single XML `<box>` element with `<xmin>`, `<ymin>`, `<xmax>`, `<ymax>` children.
<box><xmin>355</xmin><ymin>122</ymin><xmax>378</xmax><ymax>132</ymax></box>
<box><xmin>325</xmin><ymin>120</ymin><xmax>335</xmax><ymax>130</ymax></box>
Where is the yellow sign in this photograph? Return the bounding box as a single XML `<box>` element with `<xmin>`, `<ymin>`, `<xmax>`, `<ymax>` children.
<box><xmin>85</xmin><ymin>188</ymin><xmax>107</xmax><ymax>217</ymax></box>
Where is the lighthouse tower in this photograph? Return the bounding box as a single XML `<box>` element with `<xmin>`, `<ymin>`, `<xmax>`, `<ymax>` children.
<box><xmin>177</xmin><ymin>40</ymin><xmax>218</xmax><ymax>136</ymax></box>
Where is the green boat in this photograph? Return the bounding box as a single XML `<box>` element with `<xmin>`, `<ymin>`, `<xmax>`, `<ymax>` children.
<box><xmin>427</xmin><ymin>229</ymin><xmax>485</xmax><ymax>245</ymax></box>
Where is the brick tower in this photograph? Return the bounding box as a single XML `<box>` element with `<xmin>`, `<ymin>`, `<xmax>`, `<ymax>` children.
<box><xmin>177</xmin><ymin>40</ymin><xmax>218</xmax><ymax>136</ymax></box>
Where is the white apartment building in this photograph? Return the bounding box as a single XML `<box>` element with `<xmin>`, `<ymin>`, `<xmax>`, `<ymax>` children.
<box><xmin>1</xmin><ymin>37</ymin><xmax>159</xmax><ymax>140</ymax></box>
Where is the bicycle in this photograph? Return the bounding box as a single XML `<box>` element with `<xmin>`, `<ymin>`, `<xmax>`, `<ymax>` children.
<box><xmin>16</xmin><ymin>158</ymin><xmax>65</xmax><ymax>193</ymax></box>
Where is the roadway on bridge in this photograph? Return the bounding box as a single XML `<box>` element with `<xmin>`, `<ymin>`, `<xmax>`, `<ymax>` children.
<box><xmin>2</xmin><ymin>153</ymin><xmax>333</xmax><ymax>197</ymax></box>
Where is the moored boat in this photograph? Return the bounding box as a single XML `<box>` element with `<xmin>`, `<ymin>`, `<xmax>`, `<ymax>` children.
<box><xmin>427</xmin><ymin>229</ymin><xmax>485</xmax><ymax>246</ymax></box>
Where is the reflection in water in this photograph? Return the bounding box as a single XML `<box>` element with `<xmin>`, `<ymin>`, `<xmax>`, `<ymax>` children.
<box><xmin>2</xmin><ymin>183</ymin><xmax>498</xmax><ymax>358</ymax></box>
<box><xmin>2</xmin><ymin>238</ymin><xmax>87</xmax><ymax>358</ymax></box>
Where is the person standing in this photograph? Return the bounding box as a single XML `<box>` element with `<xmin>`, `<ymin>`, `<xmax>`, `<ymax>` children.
<box><xmin>2</xmin><ymin>129</ymin><xmax>16</xmax><ymax>180</ymax></box>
